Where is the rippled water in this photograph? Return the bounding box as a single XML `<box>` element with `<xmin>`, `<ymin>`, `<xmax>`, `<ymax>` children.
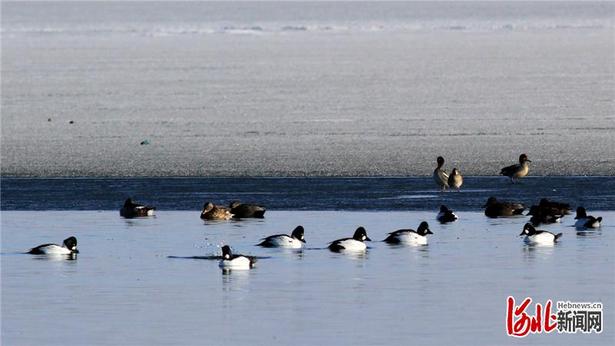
<box><xmin>2</xmin><ymin>210</ymin><xmax>613</xmax><ymax>345</ymax></box>
<box><xmin>2</xmin><ymin>176</ymin><xmax>615</xmax><ymax>211</ymax></box>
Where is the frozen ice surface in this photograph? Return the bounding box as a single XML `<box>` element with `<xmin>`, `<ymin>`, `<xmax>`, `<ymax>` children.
<box><xmin>1</xmin><ymin>2</ymin><xmax>614</xmax><ymax>177</ymax></box>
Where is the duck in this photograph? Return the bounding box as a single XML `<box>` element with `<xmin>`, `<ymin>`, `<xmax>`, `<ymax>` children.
<box><xmin>437</xmin><ymin>205</ymin><xmax>458</xmax><ymax>223</ymax></box>
<box><xmin>519</xmin><ymin>223</ymin><xmax>562</xmax><ymax>245</ymax></box>
<box><xmin>527</xmin><ymin>205</ymin><xmax>562</xmax><ymax>226</ymax></box>
<box><xmin>229</xmin><ymin>201</ymin><xmax>266</xmax><ymax>218</ymax></box>
<box><xmin>120</xmin><ymin>198</ymin><xmax>156</xmax><ymax>218</ymax></box>
<box><xmin>433</xmin><ymin>156</ymin><xmax>449</xmax><ymax>191</ymax></box>
<box><xmin>447</xmin><ymin>168</ymin><xmax>463</xmax><ymax>191</ymax></box>
<box><xmin>200</xmin><ymin>202</ymin><xmax>233</xmax><ymax>220</ymax></box>
<box><xmin>574</xmin><ymin>207</ymin><xmax>602</xmax><ymax>229</ymax></box>
<box><xmin>27</xmin><ymin>236</ymin><xmax>79</xmax><ymax>255</ymax></box>
<box><xmin>483</xmin><ymin>197</ymin><xmax>525</xmax><ymax>218</ymax></box>
<box><xmin>328</xmin><ymin>227</ymin><xmax>371</xmax><ymax>252</ymax></box>
<box><xmin>383</xmin><ymin>221</ymin><xmax>433</xmax><ymax>245</ymax></box>
<box><xmin>500</xmin><ymin>154</ymin><xmax>531</xmax><ymax>183</ymax></box>
<box><xmin>218</xmin><ymin>245</ymin><xmax>256</xmax><ymax>270</ymax></box>
<box><xmin>257</xmin><ymin>226</ymin><xmax>305</xmax><ymax>248</ymax></box>
<box><xmin>539</xmin><ymin>198</ymin><xmax>571</xmax><ymax>215</ymax></box>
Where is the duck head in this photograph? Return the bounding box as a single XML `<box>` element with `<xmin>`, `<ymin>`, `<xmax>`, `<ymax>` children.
<box><xmin>417</xmin><ymin>221</ymin><xmax>433</xmax><ymax>236</ymax></box>
<box><xmin>575</xmin><ymin>207</ymin><xmax>587</xmax><ymax>219</ymax></box>
<box><xmin>291</xmin><ymin>226</ymin><xmax>306</xmax><ymax>243</ymax></box>
<box><xmin>63</xmin><ymin>236</ymin><xmax>79</xmax><ymax>253</ymax></box>
<box><xmin>519</xmin><ymin>223</ymin><xmax>536</xmax><ymax>236</ymax></box>
<box><xmin>519</xmin><ymin>154</ymin><xmax>531</xmax><ymax>164</ymax></box>
<box><xmin>353</xmin><ymin>227</ymin><xmax>371</xmax><ymax>242</ymax></box>
<box><xmin>221</xmin><ymin>245</ymin><xmax>232</xmax><ymax>260</ymax></box>
<box><xmin>436</xmin><ymin>156</ymin><xmax>445</xmax><ymax>168</ymax></box>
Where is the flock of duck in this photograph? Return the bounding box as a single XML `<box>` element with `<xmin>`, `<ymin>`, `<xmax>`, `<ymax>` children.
<box><xmin>26</xmin><ymin>154</ymin><xmax>604</xmax><ymax>270</ymax></box>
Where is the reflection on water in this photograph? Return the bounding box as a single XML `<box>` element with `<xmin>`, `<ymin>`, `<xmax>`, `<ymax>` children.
<box><xmin>522</xmin><ymin>243</ymin><xmax>556</xmax><ymax>261</ymax></box>
<box><xmin>328</xmin><ymin>249</ymin><xmax>369</xmax><ymax>261</ymax></box>
<box><xmin>221</xmin><ymin>269</ymin><xmax>251</xmax><ymax>292</ymax></box>
<box><xmin>576</xmin><ymin>229</ymin><xmax>602</xmax><ymax>237</ymax></box>
<box><xmin>30</xmin><ymin>253</ymin><xmax>78</xmax><ymax>261</ymax></box>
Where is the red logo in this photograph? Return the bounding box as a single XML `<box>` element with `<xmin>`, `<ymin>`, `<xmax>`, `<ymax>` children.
<box><xmin>506</xmin><ymin>296</ymin><xmax>557</xmax><ymax>337</ymax></box>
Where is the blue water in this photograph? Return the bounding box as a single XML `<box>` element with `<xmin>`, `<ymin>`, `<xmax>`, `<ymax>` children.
<box><xmin>2</xmin><ymin>176</ymin><xmax>614</xmax><ymax>211</ymax></box>
<box><xmin>2</xmin><ymin>210</ymin><xmax>613</xmax><ymax>345</ymax></box>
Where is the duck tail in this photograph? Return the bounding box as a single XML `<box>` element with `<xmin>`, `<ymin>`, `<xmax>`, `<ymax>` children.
<box><xmin>597</xmin><ymin>217</ymin><xmax>603</xmax><ymax>223</ymax></box>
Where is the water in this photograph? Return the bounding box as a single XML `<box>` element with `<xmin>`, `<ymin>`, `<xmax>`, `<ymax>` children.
<box><xmin>2</xmin><ymin>2</ymin><xmax>614</xmax><ymax>343</ymax></box>
<box><xmin>2</xmin><ymin>176</ymin><xmax>615</xmax><ymax>211</ymax></box>
<box><xmin>2</xmin><ymin>1</ymin><xmax>614</xmax><ymax>177</ymax></box>
<box><xmin>2</xmin><ymin>210</ymin><xmax>614</xmax><ymax>345</ymax></box>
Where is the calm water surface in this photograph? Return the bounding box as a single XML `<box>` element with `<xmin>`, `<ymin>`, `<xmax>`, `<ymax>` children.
<box><xmin>2</xmin><ymin>211</ymin><xmax>613</xmax><ymax>345</ymax></box>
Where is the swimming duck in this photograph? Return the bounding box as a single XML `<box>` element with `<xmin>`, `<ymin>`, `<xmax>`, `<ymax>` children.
<box><xmin>538</xmin><ymin>198</ymin><xmax>571</xmax><ymax>215</ymax></box>
<box><xmin>527</xmin><ymin>205</ymin><xmax>562</xmax><ymax>226</ymax></box>
<box><xmin>120</xmin><ymin>198</ymin><xmax>156</xmax><ymax>218</ymax></box>
<box><xmin>257</xmin><ymin>226</ymin><xmax>305</xmax><ymax>248</ymax></box>
<box><xmin>519</xmin><ymin>223</ymin><xmax>562</xmax><ymax>245</ymax></box>
<box><xmin>383</xmin><ymin>221</ymin><xmax>433</xmax><ymax>245</ymax></box>
<box><xmin>574</xmin><ymin>207</ymin><xmax>602</xmax><ymax>229</ymax></box>
<box><xmin>447</xmin><ymin>168</ymin><xmax>463</xmax><ymax>191</ymax></box>
<box><xmin>328</xmin><ymin>227</ymin><xmax>371</xmax><ymax>252</ymax></box>
<box><xmin>433</xmin><ymin>156</ymin><xmax>449</xmax><ymax>191</ymax></box>
<box><xmin>500</xmin><ymin>154</ymin><xmax>531</xmax><ymax>183</ymax></box>
<box><xmin>229</xmin><ymin>201</ymin><xmax>266</xmax><ymax>218</ymax></box>
<box><xmin>218</xmin><ymin>245</ymin><xmax>256</xmax><ymax>270</ymax></box>
<box><xmin>483</xmin><ymin>197</ymin><xmax>525</xmax><ymax>218</ymax></box>
<box><xmin>437</xmin><ymin>205</ymin><xmax>458</xmax><ymax>223</ymax></box>
<box><xmin>200</xmin><ymin>202</ymin><xmax>233</xmax><ymax>220</ymax></box>
<box><xmin>28</xmin><ymin>236</ymin><xmax>79</xmax><ymax>255</ymax></box>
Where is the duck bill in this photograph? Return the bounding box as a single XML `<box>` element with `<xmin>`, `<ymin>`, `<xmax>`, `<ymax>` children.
<box><xmin>73</xmin><ymin>249</ymin><xmax>80</xmax><ymax>254</ymax></box>
<box><xmin>300</xmin><ymin>239</ymin><xmax>306</xmax><ymax>243</ymax></box>
<box><xmin>426</xmin><ymin>230</ymin><xmax>434</xmax><ymax>235</ymax></box>
<box><xmin>365</xmin><ymin>236</ymin><xmax>372</xmax><ymax>241</ymax></box>
<box><xmin>518</xmin><ymin>232</ymin><xmax>525</xmax><ymax>236</ymax></box>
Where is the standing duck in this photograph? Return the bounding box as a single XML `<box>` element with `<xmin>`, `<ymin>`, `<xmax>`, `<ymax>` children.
<box><xmin>447</xmin><ymin>168</ymin><xmax>463</xmax><ymax>191</ymax></box>
<box><xmin>433</xmin><ymin>156</ymin><xmax>449</xmax><ymax>191</ymax></box>
<box><xmin>120</xmin><ymin>198</ymin><xmax>156</xmax><ymax>218</ymax></box>
<box><xmin>229</xmin><ymin>201</ymin><xmax>266</xmax><ymax>218</ymax></box>
<box><xmin>483</xmin><ymin>197</ymin><xmax>525</xmax><ymax>218</ymax></box>
<box><xmin>574</xmin><ymin>207</ymin><xmax>602</xmax><ymax>229</ymax></box>
<box><xmin>500</xmin><ymin>154</ymin><xmax>531</xmax><ymax>183</ymax></box>
<box><xmin>200</xmin><ymin>202</ymin><xmax>233</xmax><ymax>220</ymax></box>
